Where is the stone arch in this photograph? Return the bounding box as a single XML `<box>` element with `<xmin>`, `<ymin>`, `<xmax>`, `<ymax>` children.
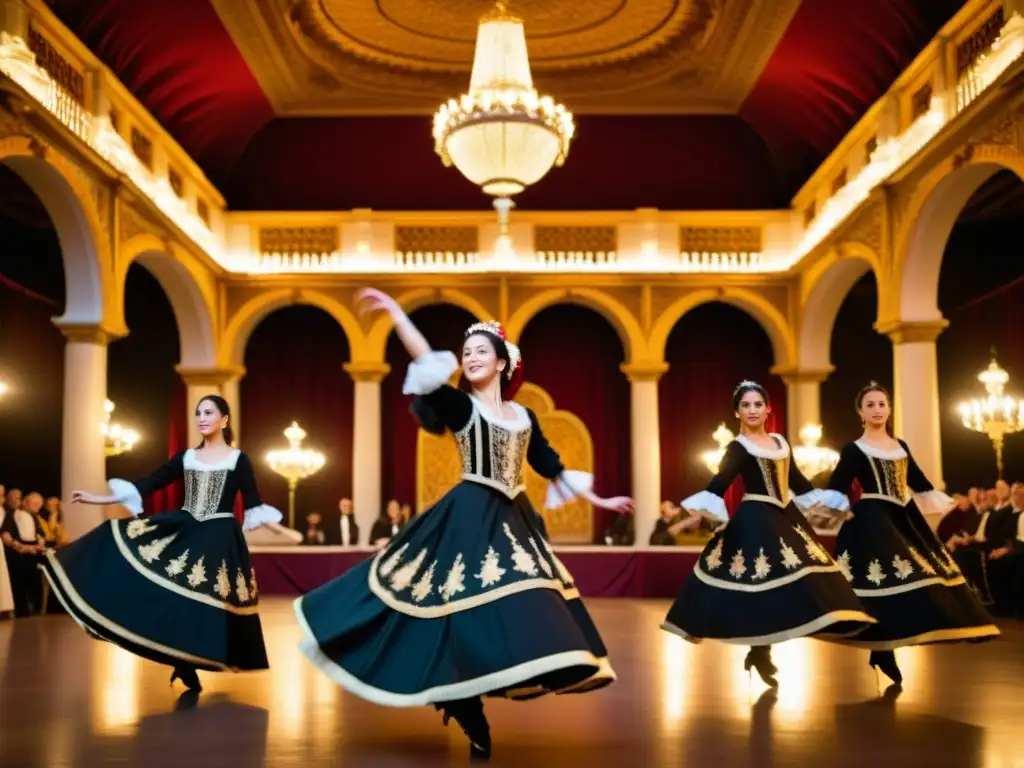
<box><xmin>896</xmin><ymin>152</ymin><xmax>1024</xmax><ymax>323</ymax></box>
<box><xmin>364</xmin><ymin>287</ymin><xmax>490</xmax><ymax>363</ymax></box>
<box><xmin>222</xmin><ymin>288</ymin><xmax>365</xmax><ymax>366</ymax></box>
<box><xmin>504</xmin><ymin>287</ymin><xmax>646</xmax><ymax>362</ymax></box>
<box><xmin>0</xmin><ymin>136</ymin><xmax>111</xmax><ymax>327</ymax></box>
<box><xmin>649</xmin><ymin>288</ymin><xmax>795</xmax><ymax>368</ymax></box>
<box><xmin>798</xmin><ymin>243</ymin><xmax>883</xmax><ymax>371</ymax></box>
<box><xmin>118</xmin><ymin>236</ymin><xmax>218</xmax><ymax>368</ymax></box>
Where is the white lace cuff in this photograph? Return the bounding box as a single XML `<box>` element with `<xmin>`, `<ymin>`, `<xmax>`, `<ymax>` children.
<box><xmin>913</xmin><ymin>490</ymin><xmax>954</xmax><ymax>527</ymax></box>
<box><xmin>242</xmin><ymin>504</ymin><xmax>283</xmax><ymax>531</ymax></box>
<box><xmin>545</xmin><ymin>470</ymin><xmax>594</xmax><ymax>509</ymax></box>
<box><xmin>402</xmin><ymin>351</ymin><xmax>459</xmax><ymax>395</ymax></box>
<box><xmin>108</xmin><ymin>479</ymin><xmax>143</xmax><ymax>516</ymax></box>
<box><xmin>680</xmin><ymin>490</ymin><xmax>728</xmax><ymax>522</ymax></box>
<box><xmin>796</xmin><ymin>488</ymin><xmax>850</xmax><ymax>512</ymax></box>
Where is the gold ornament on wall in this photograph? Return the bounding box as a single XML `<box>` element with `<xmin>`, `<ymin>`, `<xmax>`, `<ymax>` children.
<box><xmin>416</xmin><ymin>381</ymin><xmax>594</xmax><ymax>542</ymax></box>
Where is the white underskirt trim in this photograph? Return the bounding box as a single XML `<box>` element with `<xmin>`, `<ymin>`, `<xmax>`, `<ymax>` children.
<box><xmin>661</xmin><ymin>609</ymin><xmax>876</xmax><ymax>647</ymax></box>
<box><xmin>402</xmin><ymin>351</ymin><xmax>459</xmax><ymax>395</ymax></box>
<box><xmin>742</xmin><ymin>493</ymin><xmax>787</xmax><ymax>508</ymax></box>
<box><xmin>680</xmin><ymin>490</ymin><xmax>728</xmax><ymax>522</ymax></box>
<box><xmin>108</xmin><ymin>479</ymin><xmax>143</xmax><ymax>516</ymax></box>
<box><xmin>852</xmin><ymin>574</ymin><xmax>967</xmax><ymax>597</ymax></box>
<box><xmin>461</xmin><ymin>473</ymin><xmax>526</xmax><ymax>500</ymax></box>
<box><xmin>546</xmin><ymin>471</ymin><xmax>594</xmax><ymax>509</ymax></box>
<box><xmin>242</xmin><ymin>503</ymin><xmax>284</xmax><ymax>531</ymax></box>
<box><xmin>821</xmin><ymin>624</ymin><xmax>1000</xmax><ymax>650</ymax></box>
<box><xmin>694</xmin><ymin>559</ymin><xmax>842</xmax><ymax>592</ymax></box>
<box><xmin>294</xmin><ymin>599</ymin><xmax>615</xmax><ymax>707</ymax></box>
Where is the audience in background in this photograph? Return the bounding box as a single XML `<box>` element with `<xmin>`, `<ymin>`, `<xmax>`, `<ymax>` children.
<box><xmin>370</xmin><ymin>499</ymin><xmax>405</xmax><ymax>548</ymax></box>
<box><xmin>339</xmin><ymin>497</ymin><xmax>359</xmax><ymax>546</ymax></box>
<box><xmin>304</xmin><ymin>512</ymin><xmax>327</xmax><ymax>546</ymax></box>
<box><xmin>649</xmin><ymin>501</ymin><xmax>689</xmax><ymax>546</ymax></box>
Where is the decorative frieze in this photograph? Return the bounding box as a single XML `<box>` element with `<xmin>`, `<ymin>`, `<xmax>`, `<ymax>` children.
<box><xmin>957</xmin><ymin>7</ymin><xmax>1004</xmax><ymax>76</ymax></box>
<box><xmin>680</xmin><ymin>226</ymin><xmax>762</xmax><ymax>254</ymax></box>
<box><xmin>259</xmin><ymin>226</ymin><xmax>340</xmax><ymax>257</ymax></box>
<box><xmin>27</xmin><ymin>25</ymin><xmax>83</xmax><ymax>104</ymax></box>
<box><xmin>394</xmin><ymin>226</ymin><xmax>478</xmax><ymax>260</ymax></box>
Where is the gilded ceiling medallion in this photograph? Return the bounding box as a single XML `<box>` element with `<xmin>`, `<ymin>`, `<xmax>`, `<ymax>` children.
<box><xmin>311</xmin><ymin>0</ymin><xmax>695</xmax><ymax>71</ymax></box>
<box><xmin>210</xmin><ymin>0</ymin><xmax>802</xmax><ymax>114</ymax></box>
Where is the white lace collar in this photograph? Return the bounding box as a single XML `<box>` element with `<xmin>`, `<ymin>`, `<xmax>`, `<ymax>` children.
<box><xmin>855</xmin><ymin>439</ymin><xmax>907</xmax><ymax>460</ymax></box>
<box><xmin>470</xmin><ymin>398</ymin><xmax>530</xmax><ymax>431</ymax></box>
<box><xmin>735</xmin><ymin>433</ymin><xmax>789</xmax><ymax>459</ymax></box>
<box><xmin>184</xmin><ymin>448</ymin><xmax>241</xmax><ymax>471</ymax></box>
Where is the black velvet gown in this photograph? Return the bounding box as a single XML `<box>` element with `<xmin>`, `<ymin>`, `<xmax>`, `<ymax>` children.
<box><xmin>296</xmin><ymin>351</ymin><xmax>613</xmax><ymax>706</ymax></box>
<box><xmin>663</xmin><ymin>434</ymin><xmax>875</xmax><ymax>645</ymax></box>
<box><xmin>819</xmin><ymin>439</ymin><xmax>999</xmax><ymax>649</ymax></box>
<box><xmin>42</xmin><ymin>449</ymin><xmax>279</xmax><ymax>671</ymax></box>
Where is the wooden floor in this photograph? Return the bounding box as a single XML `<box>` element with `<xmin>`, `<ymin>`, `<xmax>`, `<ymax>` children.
<box><xmin>0</xmin><ymin>598</ymin><xmax>1020</xmax><ymax>767</ymax></box>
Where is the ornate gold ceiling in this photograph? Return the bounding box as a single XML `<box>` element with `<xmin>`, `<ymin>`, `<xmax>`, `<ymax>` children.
<box><xmin>210</xmin><ymin>0</ymin><xmax>801</xmax><ymax>115</ymax></box>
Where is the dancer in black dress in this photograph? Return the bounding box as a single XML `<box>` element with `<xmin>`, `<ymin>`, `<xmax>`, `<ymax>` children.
<box><xmin>816</xmin><ymin>382</ymin><xmax>999</xmax><ymax>685</ymax></box>
<box><xmin>662</xmin><ymin>381</ymin><xmax>874</xmax><ymax>686</ymax></box>
<box><xmin>42</xmin><ymin>395</ymin><xmax>280</xmax><ymax>694</ymax></box>
<box><xmin>296</xmin><ymin>288</ymin><xmax>634</xmax><ymax>760</ymax></box>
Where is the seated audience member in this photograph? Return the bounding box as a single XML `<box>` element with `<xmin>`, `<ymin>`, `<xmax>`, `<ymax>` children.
<box><xmin>650</xmin><ymin>501</ymin><xmax>689</xmax><ymax>546</ymax></box>
<box><xmin>950</xmin><ymin>488</ymin><xmax>1013</xmax><ymax>605</ymax></box>
<box><xmin>304</xmin><ymin>512</ymin><xmax>327</xmax><ymax>546</ymax></box>
<box><xmin>1</xmin><ymin>488</ymin><xmax>44</xmax><ymax>617</ymax></box>
<box><xmin>38</xmin><ymin>496</ymin><xmax>65</xmax><ymax>548</ymax></box>
<box><xmin>983</xmin><ymin>482</ymin><xmax>1024</xmax><ymax>616</ymax></box>
<box><xmin>338</xmin><ymin>497</ymin><xmax>359</xmax><ymax>546</ymax></box>
<box><xmin>370</xmin><ymin>499</ymin><xmax>405</xmax><ymax>548</ymax></box>
<box><xmin>604</xmin><ymin>510</ymin><xmax>635</xmax><ymax>546</ymax></box>
<box><xmin>401</xmin><ymin>503</ymin><xmax>413</xmax><ymax>524</ymax></box>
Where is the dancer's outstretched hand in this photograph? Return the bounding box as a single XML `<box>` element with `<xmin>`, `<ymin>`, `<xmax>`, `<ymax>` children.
<box><xmin>70</xmin><ymin>490</ymin><xmax>116</xmax><ymax>506</ymax></box>
<box><xmin>356</xmin><ymin>288</ymin><xmax>402</xmax><ymax>319</ymax></box>
<box><xmin>597</xmin><ymin>496</ymin><xmax>635</xmax><ymax>515</ymax></box>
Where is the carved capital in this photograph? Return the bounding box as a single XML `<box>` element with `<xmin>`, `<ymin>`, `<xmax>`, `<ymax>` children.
<box><xmin>175</xmin><ymin>365</ymin><xmax>247</xmax><ymax>387</ymax></box>
<box><xmin>875</xmin><ymin>319</ymin><xmax>949</xmax><ymax>344</ymax></box>
<box><xmin>344</xmin><ymin>361</ymin><xmax>391</xmax><ymax>383</ymax></box>
<box><xmin>620</xmin><ymin>361</ymin><xmax>669</xmax><ymax>383</ymax></box>
<box><xmin>54</xmin><ymin>322</ymin><xmax>119</xmax><ymax>345</ymax></box>
<box><xmin>770</xmin><ymin>366</ymin><xmax>834</xmax><ymax>385</ymax></box>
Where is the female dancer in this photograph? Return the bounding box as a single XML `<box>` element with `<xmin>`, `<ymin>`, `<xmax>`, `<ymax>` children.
<box><xmin>816</xmin><ymin>382</ymin><xmax>999</xmax><ymax>685</ymax></box>
<box><xmin>663</xmin><ymin>381</ymin><xmax>875</xmax><ymax>686</ymax></box>
<box><xmin>296</xmin><ymin>289</ymin><xmax>633</xmax><ymax>760</ymax></box>
<box><xmin>42</xmin><ymin>395</ymin><xmax>280</xmax><ymax>693</ymax></box>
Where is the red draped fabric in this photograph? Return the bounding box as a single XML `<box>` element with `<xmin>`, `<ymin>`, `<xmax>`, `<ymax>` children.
<box><xmin>659</xmin><ymin>303</ymin><xmax>786</xmax><ymax>517</ymax></box>
<box><xmin>517</xmin><ymin>305</ymin><xmax>631</xmax><ymax>542</ymax></box>
<box><xmin>381</xmin><ymin>305</ymin><xmax>478</xmax><ymax>509</ymax></box>
<box><xmin>938</xmin><ymin>219</ymin><xmax>1024</xmax><ymax>490</ymax></box>
<box><xmin>240</xmin><ymin>306</ymin><xmax>354</xmax><ymax>526</ymax></box>
<box><xmin>0</xmin><ymin>268</ymin><xmax>65</xmax><ymax>496</ymax></box>
<box><xmin>145</xmin><ymin>375</ymin><xmax>186</xmax><ymax>514</ymax></box>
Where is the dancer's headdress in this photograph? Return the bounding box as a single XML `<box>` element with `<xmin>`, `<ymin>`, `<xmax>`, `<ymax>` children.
<box><xmin>465</xmin><ymin>321</ymin><xmax>521</xmax><ymax>380</ymax></box>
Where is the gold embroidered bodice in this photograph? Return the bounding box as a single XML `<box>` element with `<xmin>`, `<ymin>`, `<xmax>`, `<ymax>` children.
<box><xmin>861</xmin><ymin>455</ymin><xmax>911</xmax><ymax>503</ymax></box>
<box><xmin>183</xmin><ymin>468</ymin><xmax>232</xmax><ymax>521</ymax></box>
<box><xmin>454</xmin><ymin>402</ymin><xmax>532</xmax><ymax>499</ymax></box>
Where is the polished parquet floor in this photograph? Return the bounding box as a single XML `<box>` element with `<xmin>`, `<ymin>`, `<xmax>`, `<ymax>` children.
<box><xmin>1</xmin><ymin>597</ymin><xmax>1021</xmax><ymax>767</ymax></box>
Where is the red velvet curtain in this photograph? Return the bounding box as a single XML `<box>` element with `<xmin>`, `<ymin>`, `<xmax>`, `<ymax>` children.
<box><xmin>145</xmin><ymin>375</ymin><xmax>186</xmax><ymax>514</ymax></box>
<box><xmin>381</xmin><ymin>305</ymin><xmax>477</xmax><ymax>510</ymax></box>
<box><xmin>517</xmin><ymin>305</ymin><xmax>631</xmax><ymax>541</ymax></box>
<box><xmin>241</xmin><ymin>306</ymin><xmax>354</xmax><ymax>528</ymax></box>
<box><xmin>659</xmin><ymin>303</ymin><xmax>786</xmax><ymax>515</ymax></box>
<box><xmin>0</xmin><ymin>272</ymin><xmax>65</xmax><ymax>496</ymax></box>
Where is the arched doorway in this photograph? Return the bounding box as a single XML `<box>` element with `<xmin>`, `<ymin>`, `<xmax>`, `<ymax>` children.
<box><xmin>241</xmin><ymin>305</ymin><xmax>354</xmax><ymax>533</ymax></box>
<box><xmin>519</xmin><ymin>304</ymin><xmax>630</xmax><ymax>542</ymax></box>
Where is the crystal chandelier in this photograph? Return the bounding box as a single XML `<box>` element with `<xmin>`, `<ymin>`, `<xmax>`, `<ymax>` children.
<box><xmin>432</xmin><ymin>2</ymin><xmax>575</xmax><ymax>223</ymax></box>
<box><xmin>791</xmin><ymin>423</ymin><xmax>839</xmax><ymax>479</ymax></box>
<box><xmin>701</xmin><ymin>423</ymin><xmax>736</xmax><ymax>474</ymax></box>
<box><xmin>101</xmin><ymin>399</ymin><xmax>139</xmax><ymax>457</ymax></box>
<box><xmin>266</xmin><ymin>421</ymin><xmax>325</xmax><ymax>529</ymax></box>
<box><xmin>957</xmin><ymin>355</ymin><xmax>1024</xmax><ymax>479</ymax></box>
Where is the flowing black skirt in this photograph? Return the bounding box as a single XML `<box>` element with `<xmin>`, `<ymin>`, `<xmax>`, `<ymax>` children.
<box><xmin>662</xmin><ymin>499</ymin><xmax>876</xmax><ymax>645</ymax></box>
<box><xmin>820</xmin><ymin>497</ymin><xmax>999</xmax><ymax>649</ymax></box>
<box><xmin>42</xmin><ymin>511</ymin><xmax>268</xmax><ymax>671</ymax></box>
<box><xmin>296</xmin><ymin>481</ymin><xmax>614</xmax><ymax>706</ymax></box>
